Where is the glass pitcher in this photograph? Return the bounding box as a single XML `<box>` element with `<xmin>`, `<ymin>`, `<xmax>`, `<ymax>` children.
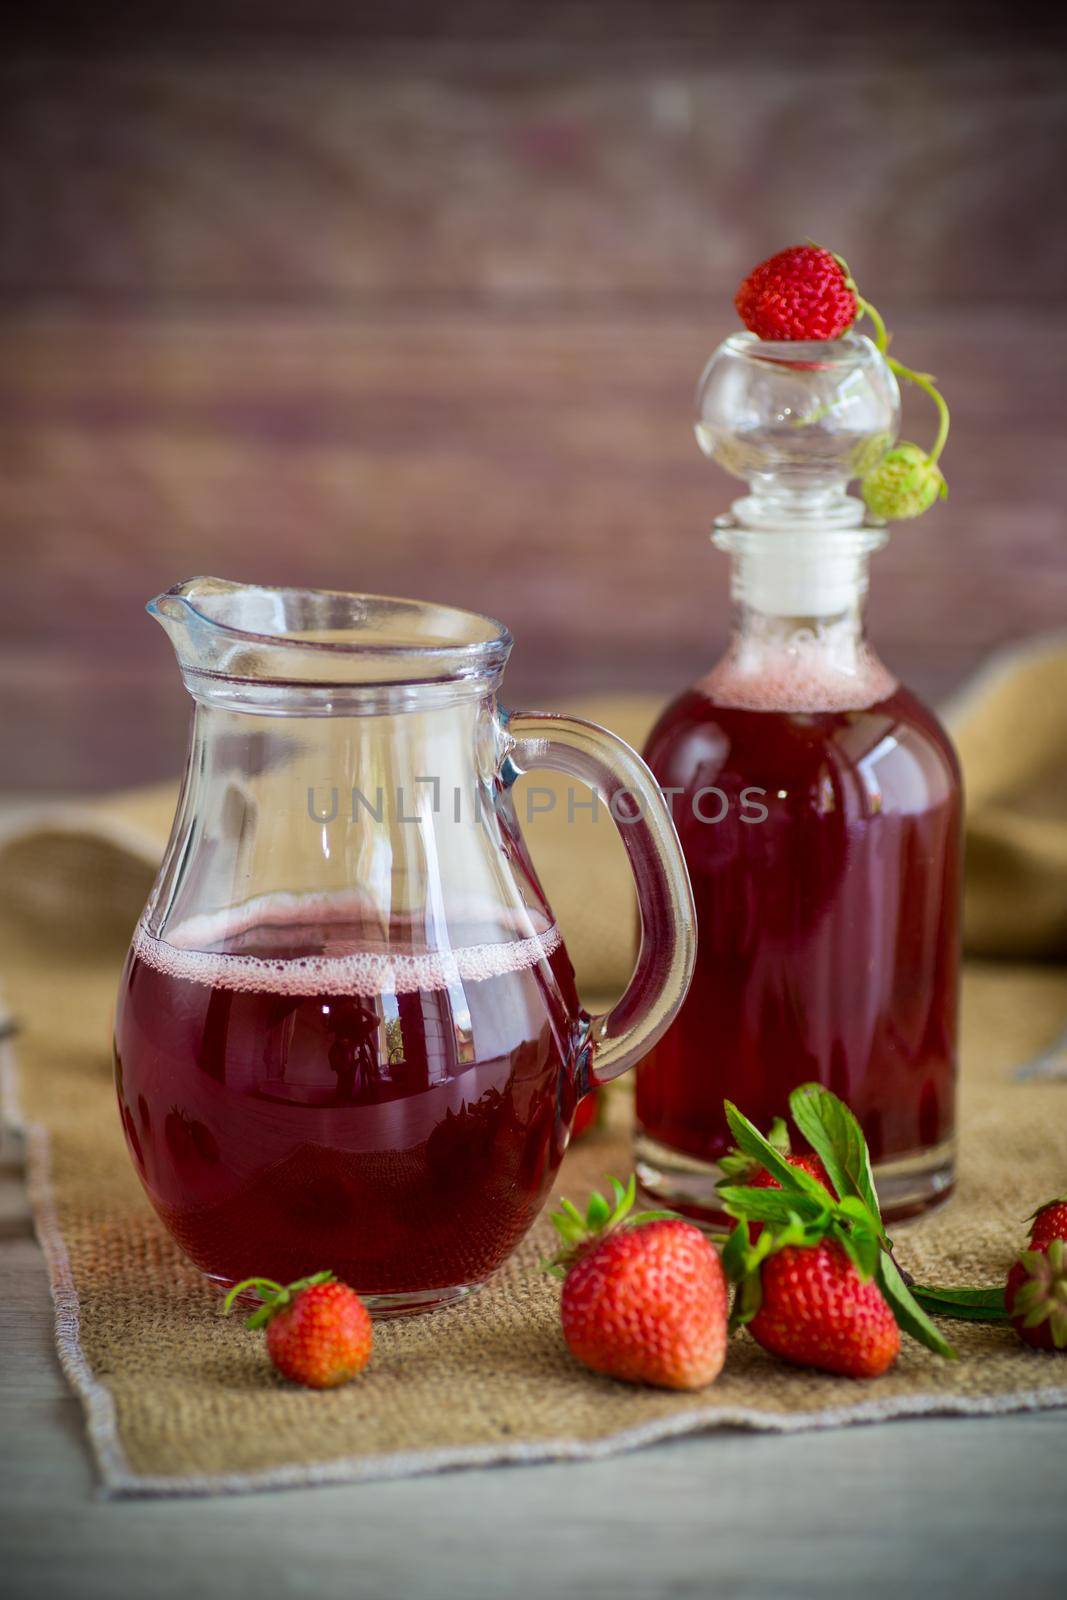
<box><xmin>113</xmin><ymin>579</ymin><xmax>695</xmax><ymax>1314</ymax></box>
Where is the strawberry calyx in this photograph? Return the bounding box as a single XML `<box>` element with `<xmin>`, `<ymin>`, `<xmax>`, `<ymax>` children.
<box><xmin>1010</xmin><ymin>1239</ymin><xmax>1067</xmax><ymax>1349</ymax></box>
<box><xmin>222</xmin><ymin>1271</ymin><xmax>335</xmax><ymax>1331</ymax></box>
<box><xmin>542</xmin><ymin>1175</ymin><xmax>675</xmax><ymax>1279</ymax></box>
<box><xmin>721</xmin><ymin>1194</ymin><xmax>884</xmax><ymax>1332</ymax></box>
<box><xmin>905</xmin><ymin>1199</ymin><xmax>1067</xmax><ymax>1325</ymax></box>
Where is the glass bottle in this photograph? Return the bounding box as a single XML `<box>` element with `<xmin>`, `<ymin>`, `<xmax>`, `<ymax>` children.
<box><xmin>634</xmin><ymin>332</ymin><xmax>962</xmax><ymax>1223</ymax></box>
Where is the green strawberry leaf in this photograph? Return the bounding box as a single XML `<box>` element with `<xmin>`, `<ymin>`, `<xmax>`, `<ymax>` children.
<box><xmin>788</xmin><ymin>1083</ymin><xmax>885</xmax><ymax>1239</ymax></box>
<box><xmin>766</xmin><ymin>1117</ymin><xmax>791</xmax><ymax>1155</ymax></box>
<box><xmin>830</xmin><ymin>1208</ymin><xmax>882</xmax><ymax>1282</ymax></box>
<box><xmin>721</xmin><ymin>1219</ymin><xmax>752</xmax><ymax>1284</ymax></box>
<box><xmin>717</xmin><ymin>1185</ymin><xmax>829</xmax><ymax>1227</ymax></box>
<box><xmin>876</xmin><ymin>1252</ymin><xmax>957</xmax><ymax>1358</ymax></box>
<box><xmin>834</xmin><ymin>1194</ymin><xmax>883</xmax><ymax>1231</ymax></box>
<box><xmin>731</xmin><ymin>1269</ymin><xmax>763</xmax><ymax>1330</ymax></box>
<box><xmin>718</xmin><ymin>1151</ymin><xmax>756</xmax><ymax>1181</ymax></box>
<box><xmin>722</xmin><ymin>1220</ymin><xmax>782</xmax><ymax>1328</ymax></box>
<box><xmin>719</xmin><ymin>1117</ymin><xmax>793</xmax><ymax>1182</ymax></box>
<box><xmin>909</xmin><ymin>1285</ymin><xmax>1008</xmax><ymax>1323</ymax></box>
<box><xmin>723</xmin><ymin>1101</ymin><xmax>829</xmax><ymax>1200</ymax></box>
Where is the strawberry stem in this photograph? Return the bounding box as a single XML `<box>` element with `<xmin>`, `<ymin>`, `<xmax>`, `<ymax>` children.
<box><xmin>824</xmin><ymin>247</ymin><xmax>887</xmax><ymax>352</ymax></box>
<box><xmin>222</xmin><ymin>1277</ymin><xmax>283</xmax><ymax>1315</ymax></box>
<box><xmin>222</xmin><ymin>1271</ymin><xmax>335</xmax><ymax>1330</ymax></box>
<box><xmin>854</xmin><ymin>294</ymin><xmax>889</xmax><ymax>354</ymax></box>
<box><xmin>887</xmin><ymin>359</ymin><xmax>951</xmax><ymax>464</ymax></box>
<box><xmin>831</xmin><ymin>246</ymin><xmax>951</xmax><ymax>472</ymax></box>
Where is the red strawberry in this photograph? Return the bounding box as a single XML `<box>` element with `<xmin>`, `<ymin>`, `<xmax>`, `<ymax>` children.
<box><xmin>722</xmin><ymin>1091</ymin><xmax>955</xmax><ymax>1372</ymax></box>
<box><xmin>745</xmin><ymin>1153</ymin><xmax>832</xmax><ymax>1242</ymax></box>
<box><xmin>748</xmin><ymin>1239</ymin><xmax>901</xmax><ymax>1379</ymax></box>
<box><xmin>719</xmin><ymin>1115</ymin><xmax>830</xmax><ymax>1191</ymax></box>
<box><xmin>1028</xmin><ymin>1193</ymin><xmax>1067</xmax><ymax>1250</ymax></box>
<box><xmin>735</xmin><ymin>246</ymin><xmax>857</xmax><ymax>342</ymax></box>
<box><xmin>1005</xmin><ymin>1239</ymin><xmax>1067</xmax><ymax>1353</ymax></box>
<box><xmin>571</xmin><ymin>1087</ymin><xmax>603</xmax><ymax>1141</ymax></box>
<box><xmin>749</xmin><ymin>1152</ymin><xmax>831</xmax><ymax>1193</ymax></box>
<box><xmin>718</xmin><ymin>1116</ymin><xmax>832</xmax><ymax>1237</ymax></box>
<box><xmin>224</xmin><ymin>1271</ymin><xmax>372</xmax><ymax>1388</ymax></box>
<box><xmin>545</xmin><ymin>1177</ymin><xmax>728</xmax><ymax>1391</ymax></box>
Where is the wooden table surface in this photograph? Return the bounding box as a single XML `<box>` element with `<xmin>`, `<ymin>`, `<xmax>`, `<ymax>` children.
<box><xmin>2</xmin><ymin>1146</ymin><xmax>1064</xmax><ymax>1599</ymax></box>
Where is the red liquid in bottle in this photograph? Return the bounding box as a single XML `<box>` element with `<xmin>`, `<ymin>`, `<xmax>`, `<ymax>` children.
<box><xmin>114</xmin><ymin>898</ymin><xmax>581</xmax><ymax>1308</ymax></box>
<box><xmin>636</xmin><ymin>674</ymin><xmax>961</xmax><ymax>1220</ymax></box>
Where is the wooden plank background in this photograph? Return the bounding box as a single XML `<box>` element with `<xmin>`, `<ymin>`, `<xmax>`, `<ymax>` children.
<box><xmin>2</xmin><ymin>3</ymin><xmax>1065</xmax><ymax>790</ymax></box>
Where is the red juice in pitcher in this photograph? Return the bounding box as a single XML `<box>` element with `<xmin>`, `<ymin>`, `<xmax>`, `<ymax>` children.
<box><xmin>635</xmin><ymin>326</ymin><xmax>962</xmax><ymax>1222</ymax></box>
<box><xmin>115</xmin><ymin>581</ymin><xmax>696</xmax><ymax>1317</ymax></box>
<box><xmin>114</xmin><ymin>897</ymin><xmax>582</xmax><ymax>1311</ymax></box>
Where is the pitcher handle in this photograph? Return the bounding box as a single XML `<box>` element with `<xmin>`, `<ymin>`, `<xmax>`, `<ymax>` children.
<box><xmin>503</xmin><ymin>711</ymin><xmax>696</xmax><ymax>1085</ymax></box>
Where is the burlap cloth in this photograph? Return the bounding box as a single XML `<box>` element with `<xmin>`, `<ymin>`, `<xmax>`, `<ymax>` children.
<box><xmin>3</xmin><ymin>642</ymin><xmax>1067</xmax><ymax>1497</ymax></box>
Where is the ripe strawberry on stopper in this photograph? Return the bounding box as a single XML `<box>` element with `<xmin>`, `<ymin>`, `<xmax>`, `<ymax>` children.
<box><xmin>224</xmin><ymin>1271</ymin><xmax>373</xmax><ymax>1389</ymax></box>
<box><xmin>734</xmin><ymin>246</ymin><xmax>857</xmax><ymax>342</ymax></box>
<box><xmin>734</xmin><ymin>243</ymin><xmax>951</xmax><ymax>522</ymax></box>
<box><xmin>545</xmin><ymin>1177</ymin><xmax>728</xmax><ymax>1391</ymax></box>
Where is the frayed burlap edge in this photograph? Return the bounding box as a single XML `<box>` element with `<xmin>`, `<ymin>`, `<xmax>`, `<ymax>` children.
<box><xmin>1</xmin><ymin>1004</ymin><xmax>131</xmax><ymax>1495</ymax></box>
<box><xmin>4</xmin><ymin>997</ymin><xmax>1067</xmax><ymax>1501</ymax></box>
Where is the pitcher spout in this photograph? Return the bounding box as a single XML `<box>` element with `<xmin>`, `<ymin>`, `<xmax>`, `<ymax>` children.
<box><xmin>147</xmin><ymin>578</ymin><xmax>513</xmax><ymax>708</ymax></box>
<box><xmin>147</xmin><ymin>577</ymin><xmax>236</xmax><ymax>671</ymax></box>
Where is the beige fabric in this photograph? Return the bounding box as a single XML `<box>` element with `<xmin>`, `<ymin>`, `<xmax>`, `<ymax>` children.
<box><xmin>3</xmin><ymin>669</ymin><xmax>1067</xmax><ymax>1497</ymax></box>
<box><xmin>948</xmin><ymin>635</ymin><xmax>1067</xmax><ymax>958</ymax></box>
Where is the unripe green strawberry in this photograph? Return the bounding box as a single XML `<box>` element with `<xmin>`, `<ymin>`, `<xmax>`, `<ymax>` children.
<box><xmin>862</xmin><ymin>442</ymin><xmax>946</xmax><ymax>521</ymax></box>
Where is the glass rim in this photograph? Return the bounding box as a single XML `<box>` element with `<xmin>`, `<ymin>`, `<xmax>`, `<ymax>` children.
<box><xmin>720</xmin><ymin>329</ymin><xmax>879</xmax><ymax>369</ymax></box>
<box><xmin>149</xmin><ymin>577</ymin><xmax>513</xmax><ymax>681</ymax></box>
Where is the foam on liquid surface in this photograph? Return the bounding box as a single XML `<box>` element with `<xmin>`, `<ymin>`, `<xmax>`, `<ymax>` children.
<box><xmin>701</xmin><ymin>638</ymin><xmax>898</xmax><ymax>714</ymax></box>
<box><xmin>133</xmin><ymin>891</ymin><xmax>562</xmax><ymax>998</ymax></box>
